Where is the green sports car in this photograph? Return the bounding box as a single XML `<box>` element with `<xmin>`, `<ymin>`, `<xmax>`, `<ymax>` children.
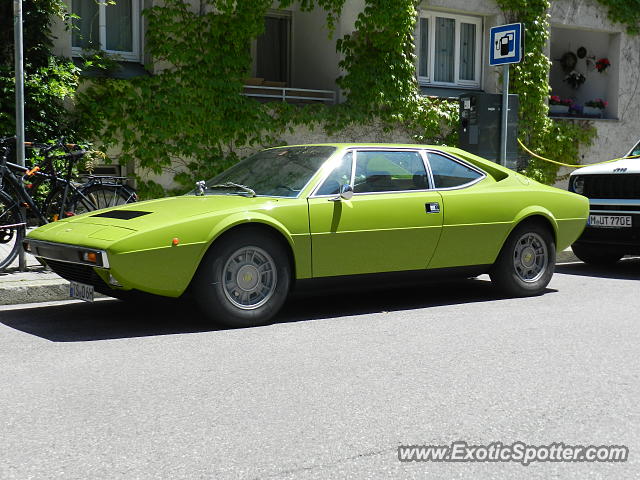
<box><xmin>24</xmin><ymin>144</ymin><xmax>588</xmax><ymax>327</ymax></box>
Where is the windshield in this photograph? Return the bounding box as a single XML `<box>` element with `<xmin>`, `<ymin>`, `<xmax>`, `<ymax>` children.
<box><xmin>197</xmin><ymin>146</ymin><xmax>336</xmax><ymax>197</ymax></box>
<box><xmin>629</xmin><ymin>141</ymin><xmax>640</xmax><ymax>157</ymax></box>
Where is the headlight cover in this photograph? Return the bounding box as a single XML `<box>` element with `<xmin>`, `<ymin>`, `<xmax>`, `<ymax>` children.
<box><xmin>571</xmin><ymin>176</ymin><xmax>585</xmax><ymax>195</ymax></box>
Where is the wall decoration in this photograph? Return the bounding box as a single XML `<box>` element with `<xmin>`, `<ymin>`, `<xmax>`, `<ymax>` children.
<box><xmin>560</xmin><ymin>51</ymin><xmax>578</xmax><ymax>72</ymax></box>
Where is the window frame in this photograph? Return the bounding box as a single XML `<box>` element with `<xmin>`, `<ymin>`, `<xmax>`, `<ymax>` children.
<box><xmin>416</xmin><ymin>10</ymin><xmax>483</xmax><ymax>89</ymax></box>
<box><xmin>311</xmin><ymin>148</ymin><xmax>434</xmax><ymax>197</ymax></box>
<box><xmin>71</xmin><ymin>0</ymin><xmax>141</xmax><ymax>62</ymax></box>
<box><xmin>311</xmin><ymin>147</ymin><xmax>488</xmax><ymax>198</ymax></box>
<box><xmin>424</xmin><ymin>149</ymin><xmax>487</xmax><ymax>190</ymax></box>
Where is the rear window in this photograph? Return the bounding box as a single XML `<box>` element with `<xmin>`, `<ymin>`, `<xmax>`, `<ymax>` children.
<box><xmin>427</xmin><ymin>153</ymin><xmax>483</xmax><ymax>188</ymax></box>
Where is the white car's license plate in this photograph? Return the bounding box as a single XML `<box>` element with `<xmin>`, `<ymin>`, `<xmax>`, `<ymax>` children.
<box><xmin>588</xmin><ymin>215</ymin><xmax>632</xmax><ymax>228</ymax></box>
<box><xmin>70</xmin><ymin>281</ymin><xmax>94</xmax><ymax>302</ymax></box>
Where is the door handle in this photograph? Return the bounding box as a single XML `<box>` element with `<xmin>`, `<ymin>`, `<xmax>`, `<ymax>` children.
<box><xmin>425</xmin><ymin>202</ymin><xmax>440</xmax><ymax>214</ymax></box>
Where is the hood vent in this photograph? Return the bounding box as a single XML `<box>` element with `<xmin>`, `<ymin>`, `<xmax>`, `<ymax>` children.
<box><xmin>91</xmin><ymin>210</ymin><xmax>152</xmax><ymax>220</ymax></box>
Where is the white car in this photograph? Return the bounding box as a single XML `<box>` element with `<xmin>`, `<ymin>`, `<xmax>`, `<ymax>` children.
<box><xmin>568</xmin><ymin>140</ymin><xmax>640</xmax><ymax>264</ymax></box>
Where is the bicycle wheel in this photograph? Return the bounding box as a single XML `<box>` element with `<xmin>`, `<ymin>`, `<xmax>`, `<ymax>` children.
<box><xmin>43</xmin><ymin>186</ymin><xmax>72</xmax><ymax>221</ymax></box>
<box><xmin>0</xmin><ymin>190</ymin><xmax>26</xmax><ymax>271</ymax></box>
<box><xmin>71</xmin><ymin>184</ymin><xmax>136</xmax><ymax>215</ymax></box>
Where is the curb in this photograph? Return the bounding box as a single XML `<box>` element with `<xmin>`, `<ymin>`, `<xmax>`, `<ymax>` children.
<box><xmin>0</xmin><ymin>248</ymin><xmax>582</xmax><ymax>307</ymax></box>
<box><xmin>0</xmin><ymin>270</ymin><xmax>71</xmax><ymax>306</ymax></box>
<box><xmin>556</xmin><ymin>248</ymin><xmax>579</xmax><ymax>264</ymax></box>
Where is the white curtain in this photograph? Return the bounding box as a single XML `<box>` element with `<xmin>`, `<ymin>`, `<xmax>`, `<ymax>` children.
<box><xmin>106</xmin><ymin>0</ymin><xmax>133</xmax><ymax>52</ymax></box>
<box><xmin>459</xmin><ymin>23</ymin><xmax>476</xmax><ymax>81</ymax></box>
<box><xmin>434</xmin><ymin>17</ymin><xmax>455</xmax><ymax>83</ymax></box>
<box><xmin>419</xmin><ymin>18</ymin><xmax>428</xmax><ymax>77</ymax></box>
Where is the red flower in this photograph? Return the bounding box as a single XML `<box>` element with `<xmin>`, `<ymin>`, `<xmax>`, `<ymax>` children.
<box><xmin>595</xmin><ymin>58</ymin><xmax>611</xmax><ymax>73</ymax></box>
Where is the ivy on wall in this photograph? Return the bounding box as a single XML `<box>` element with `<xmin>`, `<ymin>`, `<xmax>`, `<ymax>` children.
<box><xmin>76</xmin><ymin>0</ymin><xmax>457</xmax><ymax>197</ymax></box>
<box><xmin>71</xmin><ymin>0</ymin><xmax>639</xmax><ymax>192</ymax></box>
<box><xmin>496</xmin><ymin>0</ymin><xmax>597</xmax><ymax>184</ymax></box>
<box><xmin>595</xmin><ymin>0</ymin><xmax>640</xmax><ymax>34</ymax></box>
<box><xmin>0</xmin><ymin>0</ymin><xmax>82</xmax><ymax>143</ymax></box>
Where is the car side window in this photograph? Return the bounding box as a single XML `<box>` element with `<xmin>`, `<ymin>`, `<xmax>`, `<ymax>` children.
<box><xmin>353</xmin><ymin>151</ymin><xmax>428</xmax><ymax>193</ymax></box>
<box><xmin>427</xmin><ymin>152</ymin><xmax>482</xmax><ymax>189</ymax></box>
<box><xmin>315</xmin><ymin>152</ymin><xmax>353</xmax><ymax>195</ymax></box>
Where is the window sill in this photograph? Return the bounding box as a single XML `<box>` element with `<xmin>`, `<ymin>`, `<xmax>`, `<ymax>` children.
<box><xmin>73</xmin><ymin>58</ymin><xmax>149</xmax><ymax>79</ymax></box>
<box><xmin>549</xmin><ymin>114</ymin><xmax>619</xmax><ymax>122</ymax></box>
<box><xmin>419</xmin><ymin>85</ymin><xmax>483</xmax><ymax>99</ymax></box>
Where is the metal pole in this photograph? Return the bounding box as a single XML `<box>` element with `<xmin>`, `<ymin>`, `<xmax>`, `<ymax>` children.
<box><xmin>500</xmin><ymin>63</ymin><xmax>509</xmax><ymax>167</ymax></box>
<box><xmin>14</xmin><ymin>0</ymin><xmax>26</xmax><ymax>271</ymax></box>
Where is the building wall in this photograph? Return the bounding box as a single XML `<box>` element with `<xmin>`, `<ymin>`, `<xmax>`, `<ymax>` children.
<box><xmin>550</xmin><ymin>0</ymin><xmax>640</xmax><ymax>186</ymax></box>
<box><xmin>50</xmin><ymin>0</ymin><xmax>639</xmax><ymax>190</ymax></box>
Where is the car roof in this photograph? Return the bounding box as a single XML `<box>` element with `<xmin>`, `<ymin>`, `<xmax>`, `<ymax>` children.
<box><xmin>265</xmin><ymin>143</ymin><xmax>458</xmax><ymax>151</ymax></box>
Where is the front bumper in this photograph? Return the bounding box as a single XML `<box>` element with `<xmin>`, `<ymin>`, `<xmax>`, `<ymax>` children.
<box><xmin>23</xmin><ymin>239</ymin><xmax>110</xmax><ymax>269</ymax></box>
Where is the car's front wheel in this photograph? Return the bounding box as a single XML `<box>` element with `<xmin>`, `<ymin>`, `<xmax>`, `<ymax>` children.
<box><xmin>490</xmin><ymin>221</ymin><xmax>555</xmax><ymax>296</ymax></box>
<box><xmin>571</xmin><ymin>243</ymin><xmax>623</xmax><ymax>265</ymax></box>
<box><xmin>193</xmin><ymin>229</ymin><xmax>291</xmax><ymax>328</ymax></box>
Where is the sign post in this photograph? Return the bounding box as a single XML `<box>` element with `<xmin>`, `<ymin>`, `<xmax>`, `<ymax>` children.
<box><xmin>13</xmin><ymin>0</ymin><xmax>26</xmax><ymax>271</ymax></box>
<box><xmin>489</xmin><ymin>23</ymin><xmax>523</xmax><ymax>167</ymax></box>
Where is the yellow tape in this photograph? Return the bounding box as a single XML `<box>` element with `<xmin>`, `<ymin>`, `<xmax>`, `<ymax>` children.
<box><xmin>517</xmin><ymin>138</ymin><xmax>640</xmax><ymax>168</ymax></box>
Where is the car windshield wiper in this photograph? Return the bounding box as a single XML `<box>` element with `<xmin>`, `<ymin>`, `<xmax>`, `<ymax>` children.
<box><xmin>207</xmin><ymin>182</ymin><xmax>256</xmax><ymax>197</ymax></box>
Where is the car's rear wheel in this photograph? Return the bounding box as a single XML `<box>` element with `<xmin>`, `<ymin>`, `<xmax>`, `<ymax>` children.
<box><xmin>490</xmin><ymin>221</ymin><xmax>555</xmax><ymax>296</ymax></box>
<box><xmin>193</xmin><ymin>229</ymin><xmax>291</xmax><ymax>327</ymax></box>
<box><xmin>571</xmin><ymin>243</ymin><xmax>623</xmax><ymax>265</ymax></box>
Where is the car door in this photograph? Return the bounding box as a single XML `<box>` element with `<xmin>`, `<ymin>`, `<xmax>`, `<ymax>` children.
<box><xmin>424</xmin><ymin>150</ymin><xmax>511</xmax><ymax>269</ymax></box>
<box><xmin>307</xmin><ymin>149</ymin><xmax>444</xmax><ymax>277</ymax></box>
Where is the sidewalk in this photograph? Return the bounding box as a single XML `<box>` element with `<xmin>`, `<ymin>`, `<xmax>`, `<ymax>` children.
<box><xmin>0</xmin><ymin>248</ymin><xmax>581</xmax><ymax>306</ymax></box>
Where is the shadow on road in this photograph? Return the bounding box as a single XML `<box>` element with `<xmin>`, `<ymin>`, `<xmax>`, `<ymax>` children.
<box><xmin>556</xmin><ymin>257</ymin><xmax>640</xmax><ymax>280</ymax></box>
<box><xmin>0</xmin><ymin>276</ymin><xmax>556</xmax><ymax>342</ymax></box>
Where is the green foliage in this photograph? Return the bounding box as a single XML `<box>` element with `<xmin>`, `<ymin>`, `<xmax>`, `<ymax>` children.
<box><xmin>496</xmin><ymin>0</ymin><xmax>596</xmax><ymax>184</ymax></box>
<box><xmin>595</xmin><ymin>0</ymin><xmax>640</xmax><ymax>34</ymax></box>
<box><xmin>76</xmin><ymin>0</ymin><xmax>457</xmax><ymax>196</ymax></box>
<box><xmin>0</xmin><ymin>0</ymin><xmax>83</xmax><ymax>143</ymax></box>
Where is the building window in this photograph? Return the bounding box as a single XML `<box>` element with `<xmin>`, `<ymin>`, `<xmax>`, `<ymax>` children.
<box><xmin>72</xmin><ymin>0</ymin><xmax>140</xmax><ymax>62</ymax></box>
<box><xmin>417</xmin><ymin>11</ymin><xmax>482</xmax><ymax>88</ymax></box>
<box><xmin>252</xmin><ymin>12</ymin><xmax>291</xmax><ymax>84</ymax></box>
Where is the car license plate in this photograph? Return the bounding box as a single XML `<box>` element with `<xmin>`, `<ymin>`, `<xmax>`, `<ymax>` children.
<box><xmin>69</xmin><ymin>281</ymin><xmax>94</xmax><ymax>302</ymax></box>
<box><xmin>588</xmin><ymin>215</ymin><xmax>632</xmax><ymax>228</ymax></box>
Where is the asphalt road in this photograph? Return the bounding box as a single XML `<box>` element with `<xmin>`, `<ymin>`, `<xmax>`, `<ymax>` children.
<box><xmin>1</xmin><ymin>260</ymin><xmax>639</xmax><ymax>479</ymax></box>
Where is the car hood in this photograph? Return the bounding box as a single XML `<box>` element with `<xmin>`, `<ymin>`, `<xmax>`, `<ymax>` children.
<box><xmin>570</xmin><ymin>157</ymin><xmax>640</xmax><ymax>176</ymax></box>
<box><xmin>27</xmin><ymin>195</ymin><xmax>284</xmax><ymax>242</ymax></box>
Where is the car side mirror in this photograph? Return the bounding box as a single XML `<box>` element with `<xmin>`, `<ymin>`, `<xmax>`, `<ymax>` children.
<box><xmin>330</xmin><ymin>184</ymin><xmax>353</xmax><ymax>202</ymax></box>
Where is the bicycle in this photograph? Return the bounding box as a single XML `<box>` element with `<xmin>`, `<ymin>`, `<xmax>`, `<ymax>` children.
<box><xmin>0</xmin><ymin>137</ymin><xmax>137</xmax><ymax>270</ymax></box>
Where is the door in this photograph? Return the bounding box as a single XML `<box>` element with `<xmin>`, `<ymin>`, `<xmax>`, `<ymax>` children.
<box><xmin>308</xmin><ymin>149</ymin><xmax>444</xmax><ymax>277</ymax></box>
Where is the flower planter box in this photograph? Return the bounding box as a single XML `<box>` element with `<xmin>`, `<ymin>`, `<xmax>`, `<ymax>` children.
<box><xmin>549</xmin><ymin>104</ymin><xmax>570</xmax><ymax>115</ymax></box>
<box><xmin>583</xmin><ymin>106</ymin><xmax>603</xmax><ymax>118</ymax></box>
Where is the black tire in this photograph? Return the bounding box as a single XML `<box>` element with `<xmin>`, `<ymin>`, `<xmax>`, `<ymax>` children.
<box><xmin>571</xmin><ymin>243</ymin><xmax>623</xmax><ymax>265</ymax></box>
<box><xmin>0</xmin><ymin>190</ymin><xmax>26</xmax><ymax>271</ymax></box>
<box><xmin>489</xmin><ymin>221</ymin><xmax>556</xmax><ymax>296</ymax></box>
<box><xmin>71</xmin><ymin>184</ymin><xmax>136</xmax><ymax>215</ymax></box>
<box><xmin>193</xmin><ymin>228</ymin><xmax>291</xmax><ymax>327</ymax></box>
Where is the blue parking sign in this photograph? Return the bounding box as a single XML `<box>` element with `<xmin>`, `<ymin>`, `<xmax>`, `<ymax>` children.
<box><xmin>489</xmin><ymin>23</ymin><xmax>523</xmax><ymax>65</ymax></box>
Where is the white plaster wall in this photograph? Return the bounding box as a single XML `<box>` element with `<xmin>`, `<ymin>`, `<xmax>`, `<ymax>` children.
<box><xmin>551</xmin><ymin>0</ymin><xmax>640</xmax><ymax>171</ymax></box>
